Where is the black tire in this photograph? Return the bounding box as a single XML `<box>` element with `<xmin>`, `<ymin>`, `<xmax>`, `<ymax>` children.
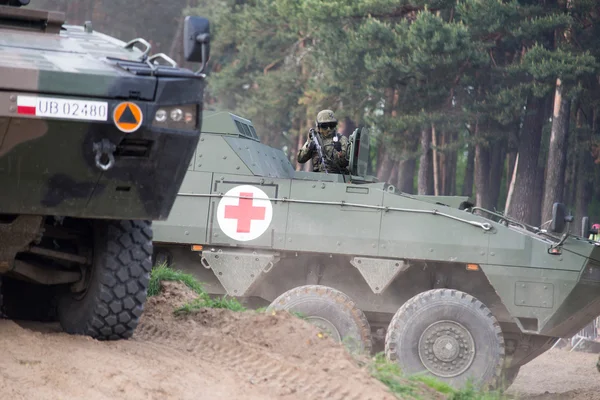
<box><xmin>57</xmin><ymin>220</ymin><xmax>153</xmax><ymax>340</ymax></box>
<box><xmin>266</xmin><ymin>285</ymin><xmax>372</xmax><ymax>355</ymax></box>
<box><xmin>385</xmin><ymin>289</ymin><xmax>504</xmax><ymax>390</ymax></box>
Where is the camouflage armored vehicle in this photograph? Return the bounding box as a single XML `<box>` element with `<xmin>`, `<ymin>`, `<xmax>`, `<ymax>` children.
<box><xmin>0</xmin><ymin>0</ymin><xmax>210</xmax><ymax>340</ymax></box>
<box><xmin>151</xmin><ymin>110</ymin><xmax>600</xmax><ymax>390</ymax></box>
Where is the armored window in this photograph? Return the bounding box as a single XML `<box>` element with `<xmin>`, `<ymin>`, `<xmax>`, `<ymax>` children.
<box><xmin>248</xmin><ymin>125</ymin><xmax>258</xmax><ymax>140</ymax></box>
<box><xmin>234</xmin><ymin>120</ymin><xmax>245</xmax><ymax>136</ymax></box>
<box><xmin>241</xmin><ymin>123</ymin><xmax>252</xmax><ymax>138</ymax></box>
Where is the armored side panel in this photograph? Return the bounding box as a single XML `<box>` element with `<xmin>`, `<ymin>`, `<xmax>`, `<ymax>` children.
<box><xmin>0</xmin><ymin>6</ymin><xmax>208</xmax><ymax>220</ymax></box>
<box><xmin>284</xmin><ymin>180</ymin><xmax>384</xmax><ymax>255</ymax></box>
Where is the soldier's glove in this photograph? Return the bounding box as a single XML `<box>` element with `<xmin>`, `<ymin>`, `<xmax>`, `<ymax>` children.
<box><xmin>307</xmin><ymin>129</ymin><xmax>317</xmax><ymax>150</ymax></box>
<box><xmin>333</xmin><ymin>140</ymin><xmax>342</xmax><ymax>152</ymax></box>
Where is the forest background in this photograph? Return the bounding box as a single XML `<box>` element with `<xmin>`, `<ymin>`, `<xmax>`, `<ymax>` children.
<box><xmin>32</xmin><ymin>0</ymin><xmax>600</xmax><ymax>233</ymax></box>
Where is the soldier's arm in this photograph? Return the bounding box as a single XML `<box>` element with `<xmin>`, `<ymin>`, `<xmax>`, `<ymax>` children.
<box><xmin>332</xmin><ymin>136</ymin><xmax>350</xmax><ymax>168</ymax></box>
<box><xmin>297</xmin><ymin>140</ymin><xmax>313</xmax><ymax>164</ymax></box>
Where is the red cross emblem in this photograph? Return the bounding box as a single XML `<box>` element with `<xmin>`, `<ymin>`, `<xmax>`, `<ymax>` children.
<box><xmin>224</xmin><ymin>192</ymin><xmax>267</xmax><ymax>233</ymax></box>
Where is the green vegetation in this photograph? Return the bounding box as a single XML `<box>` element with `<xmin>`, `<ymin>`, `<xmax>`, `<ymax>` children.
<box><xmin>148</xmin><ymin>263</ymin><xmax>206</xmax><ymax>297</ymax></box>
<box><xmin>174</xmin><ymin>295</ymin><xmax>247</xmax><ymax>315</ymax></box>
<box><xmin>148</xmin><ymin>264</ymin><xmax>508</xmax><ymax>399</ymax></box>
<box><xmin>369</xmin><ymin>353</ymin><xmax>507</xmax><ymax>400</ymax></box>
<box><xmin>148</xmin><ymin>263</ymin><xmax>245</xmax><ymax>313</ymax></box>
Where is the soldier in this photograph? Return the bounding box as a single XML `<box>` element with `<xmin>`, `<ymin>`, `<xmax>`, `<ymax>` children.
<box><xmin>297</xmin><ymin>109</ymin><xmax>349</xmax><ymax>174</ymax></box>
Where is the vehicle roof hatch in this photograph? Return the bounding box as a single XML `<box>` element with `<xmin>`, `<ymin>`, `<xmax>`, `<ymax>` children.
<box><xmin>348</xmin><ymin>127</ymin><xmax>370</xmax><ymax>177</ymax></box>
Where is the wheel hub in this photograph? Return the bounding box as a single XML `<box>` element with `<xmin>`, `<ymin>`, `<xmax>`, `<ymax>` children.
<box><xmin>418</xmin><ymin>320</ymin><xmax>475</xmax><ymax>378</ymax></box>
<box><xmin>305</xmin><ymin>316</ymin><xmax>341</xmax><ymax>342</ymax></box>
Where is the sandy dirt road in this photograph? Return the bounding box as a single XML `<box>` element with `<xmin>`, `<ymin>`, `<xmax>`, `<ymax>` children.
<box><xmin>507</xmin><ymin>349</ymin><xmax>600</xmax><ymax>400</ymax></box>
<box><xmin>0</xmin><ymin>282</ymin><xmax>399</xmax><ymax>400</ymax></box>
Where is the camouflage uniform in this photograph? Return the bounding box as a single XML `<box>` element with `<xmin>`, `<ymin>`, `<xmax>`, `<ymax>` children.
<box><xmin>297</xmin><ymin>109</ymin><xmax>349</xmax><ymax>174</ymax></box>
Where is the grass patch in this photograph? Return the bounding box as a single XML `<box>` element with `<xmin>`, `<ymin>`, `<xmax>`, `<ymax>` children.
<box><xmin>149</xmin><ymin>263</ymin><xmax>245</xmax><ymax>313</ymax></box>
<box><xmin>148</xmin><ymin>263</ymin><xmax>206</xmax><ymax>297</ymax></box>
<box><xmin>367</xmin><ymin>353</ymin><xmax>508</xmax><ymax>400</ymax></box>
<box><xmin>174</xmin><ymin>295</ymin><xmax>246</xmax><ymax>315</ymax></box>
<box><xmin>369</xmin><ymin>353</ymin><xmax>419</xmax><ymax>398</ymax></box>
<box><xmin>409</xmin><ymin>375</ymin><xmax>455</xmax><ymax>395</ymax></box>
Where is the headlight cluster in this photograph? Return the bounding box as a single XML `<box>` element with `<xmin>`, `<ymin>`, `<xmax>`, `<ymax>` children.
<box><xmin>152</xmin><ymin>104</ymin><xmax>197</xmax><ymax>130</ymax></box>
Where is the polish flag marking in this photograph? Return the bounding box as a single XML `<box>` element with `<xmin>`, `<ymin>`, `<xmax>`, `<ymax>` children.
<box><xmin>17</xmin><ymin>96</ymin><xmax>36</xmax><ymax>116</ymax></box>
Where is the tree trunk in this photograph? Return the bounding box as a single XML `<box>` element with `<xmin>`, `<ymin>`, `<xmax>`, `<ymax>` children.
<box><xmin>340</xmin><ymin>117</ymin><xmax>357</xmax><ymax>137</ymax></box>
<box><xmin>505</xmin><ymin>126</ymin><xmax>519</xmax><ymax>198</ymax></box>
<box><xmin>575</xmin><ymin>108</ymin><xmax>596</xmax><ymax>234</ymax></box>
<box><xmin>377</xmin><ymin>151</ymin><xmax>394</xmax><ymax>183</ymax></box>
<box><xmin>397</xmin><ymin>137</ymin><xmax>418</xmax><ymax>193</ymax></box>
<box><xmin>418</xmin><ymin>127</ymin><xmax>432</xmax><ymax>195</ymax></box>
<box><xmin>474</xmin><ymin>120</ymin><xmax>492</xmax><ymax>209</ymax></box>
<box><xmin>389</xmin><ymin>163</ymin><xmax>399</xmax><ymax>188</ymax></box>
<box><xmin>505</xmin><ymin>154</ymin><xmax>519</xmax><ymax>213</ymax></box>
<box><xmin>506</xmin><ymin>152</ymin><xmax>517</xmax><ymax>198</ymax></box>
<box><xmin>445</xmin><ymin>132</ymin><xmax>458</xmax><ymax>196</ymax></box>
<box><xmin>533</xmin><ymin>165</ymin><xmax>545</xmax><ymax>227</ymax></box>
<box><xmin>462</xmin><ymin>138</ymin><xmax>475</xmax><ymax>197</ymax></box>
<box><xmin>563</xmin><ymin>140</ymin><xmax>577</xmax><ymax>208</ymax></box>
<box><xmin>506</xmin><ymin>96</ymin><xmax>546</xmax><ymax>225</ymax></box>
<box><xmin>541</xmin><ymin>78</ymin><xmax>571</xmax><ymax>225</ymax></box>
<box><xmin>489</xmin><ymin>137</ymin><xmax>506</xmax><ymax>210</ymax></box>
<box><xmin>432</xmin><ymin>123</ymin><xmax>440</xmax><ymax>195</ymax></box>
<box><xmin>375</xmin><ymin>88</ymin><xmax>396</xmax><ymax>176</ymax></box>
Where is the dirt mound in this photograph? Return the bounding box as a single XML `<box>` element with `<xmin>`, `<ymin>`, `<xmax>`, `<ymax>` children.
<box><xmin>142</xmin><ymin>281</ymin><xmax>364</xmax><ymax>362</ymax></box>
<box><xmin>136</xmin><ymin>281</ymin><xmax>397</xmax><ymax>400</ymax></box>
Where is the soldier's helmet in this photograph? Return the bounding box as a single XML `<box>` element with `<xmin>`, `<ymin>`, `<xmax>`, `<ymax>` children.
<box><xmin>316</xmin><ymin>109</ymin><xmax>338</xmax><ymax>125</ymax></box>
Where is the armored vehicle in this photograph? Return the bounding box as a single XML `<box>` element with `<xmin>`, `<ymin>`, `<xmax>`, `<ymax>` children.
<box><xmin>0</xmin><ymin>0</ymin><xmax>210</xmax><ymax>340</ymax></box>
<box><xmin>152</xmin><ymin>110</ymin><xmax>600</xmax><ymax>390</ymax></box>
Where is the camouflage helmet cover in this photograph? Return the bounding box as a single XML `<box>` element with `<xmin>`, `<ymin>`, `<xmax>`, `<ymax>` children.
<box><xmin>316</xmin><ymin>109</ymin><xmax>337</xmax><ymax>124</ymax></box>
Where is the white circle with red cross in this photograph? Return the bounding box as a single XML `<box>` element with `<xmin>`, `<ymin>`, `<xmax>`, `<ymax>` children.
<box><xmin>216</xmin><ymin>185</ymin><xmax>273</xmax><ymax>242</ymax></box>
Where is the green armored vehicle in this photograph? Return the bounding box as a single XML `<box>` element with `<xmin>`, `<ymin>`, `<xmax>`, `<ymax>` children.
<box><xmin>152</xmin><ymin>110</ymin><xmax>600</xmax><ymax>390</ymax></box>
<box><xmin>0</xmin><ymin>0</ymin><xmax>210</xmax><ymax>340</ymax></box>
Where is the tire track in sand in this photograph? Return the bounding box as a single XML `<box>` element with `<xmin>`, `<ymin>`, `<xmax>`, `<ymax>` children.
<box><xmin>134</xmin><ymin>319</ymin><xmax>396</xmax><ymax>400</ymax></box>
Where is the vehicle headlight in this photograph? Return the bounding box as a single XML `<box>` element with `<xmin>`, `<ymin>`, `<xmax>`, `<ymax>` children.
<box><xmin>153</xmin><ymin>104</ymin><xmax>197</xmax><ymax>130</ymax></box>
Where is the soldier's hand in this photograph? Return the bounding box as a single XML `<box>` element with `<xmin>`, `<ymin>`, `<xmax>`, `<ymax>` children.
<box><xmin>333</xmin><ymin>141</ymin><xmax>342</xmax><ymax>152</ymax></box>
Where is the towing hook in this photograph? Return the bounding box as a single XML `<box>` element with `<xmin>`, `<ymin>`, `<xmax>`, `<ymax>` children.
<box><xmin>93</xmin><ymin>139</ymin><xmax>116</xmax><ymax>171</ymax></box>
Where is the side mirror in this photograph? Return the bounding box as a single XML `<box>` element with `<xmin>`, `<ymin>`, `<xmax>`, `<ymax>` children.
<box><xmin>550</xmin><ymin>202</ymin><xmax>573</xmax><ymax>234</ymax></box>
<box><xmin>183</xmin><ymin>16</ymin><xmax>210</xmax><ymax>74</ymax></box>
<box><xmin>582</xmin><ymin>216</ymin><xmax>590</xmax><ymax>238</ymax></box>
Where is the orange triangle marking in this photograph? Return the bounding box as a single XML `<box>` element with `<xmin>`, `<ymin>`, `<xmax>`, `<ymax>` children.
<box><xmin>113</xmin><ymin>102</ymin><xmax>143</xmax><ymax>133</ymax></box>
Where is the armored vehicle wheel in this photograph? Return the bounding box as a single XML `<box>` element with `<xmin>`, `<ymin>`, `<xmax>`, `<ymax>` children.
<box><xmin>266</xmin><ymin>285</ymin><xmax>372</xmax><ymax>354</ymax></box>
<box><xmin>385</xmin><ymin>288</ymin><xmax>504</xmax><ymax>390</ymax></box>
<box><xmin>57</xmin><ymin>220</ymin><xmax>153</xmax><ymax>340</ymax></box>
